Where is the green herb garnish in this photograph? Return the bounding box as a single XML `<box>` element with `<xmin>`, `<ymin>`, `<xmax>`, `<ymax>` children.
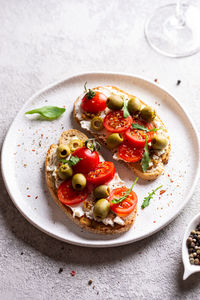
<box><xmin>131</xmin><ymin>123</ymin><xmax>161</xmax><ymax>132</ymax></box>
<box><xmin>122</xmin><ymin>100</ymin><xmax>130</xmax><ymax>118</ymax></box>
<box><xmin>61</xmin><ymin>156</ymin><xmax>82</xmax><ymax>167</ymax></box>
<box><xmin>141</xmin><ymin>185</ymin><xmax>163</xmax><ymax>209</ymax></box>
<box><xmin>84</xmin><ymin>81</ymin><xmax>96</xmax><ymax>100</ymax></box>
<box><xmin>141</xmin><ymin>136</ymin><xmax>150</xmax><ymax>172</ymax></box>
<box><xmin>111</xmin><ymin>177</ymin><xmax>138</xmax><ymax>204</ymax></box>
<box><xmin>85</xmin><ymin>139</ymin><xmax>100</xmax><ymax>152</ymax></box>
<box><xmin>25</xmin><ymin>106</ymin><xmax>65</xmax><ymax>120</ymax></box>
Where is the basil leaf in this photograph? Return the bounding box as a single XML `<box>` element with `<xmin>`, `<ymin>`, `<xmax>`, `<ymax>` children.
<box><xmin>25</xmin><ymin>106</ymin><xmax>65</xmax><ymax>120</ymax></box>
<box><xmin>122</xmin><ymin>100</ymin><xmax>130</xmax><ymax>118</ymax></box>
<box><xmin>61</xmin><ymin>156</ymin><xmax>82</xmax><ymax>167</ymax></box>
<box><xmin>141</xmin><ymin>136</ymin><xmax>150</xmax><ymax>172</ymax></box>
<box><xmin>132</xmin><ymin>123</ymin><xmax>161</xmax><ymax>132</ymax></box>
<box><xmin>141</xmin><ymin>185</ymin><xmax>163</xmax><ymax>209</ymax></box>
<box><xmin>132</xmin><ymin>123</ymin><xmax>149</xmax><ymax>131</ymax></box>
<box><xmin>111</xmin><ymin>177</ymin><xmax>138</xmax><ymax>204</ymax></box>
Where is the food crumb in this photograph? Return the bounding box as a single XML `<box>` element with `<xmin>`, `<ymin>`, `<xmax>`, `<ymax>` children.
<box><xmin>71</xmin><ymin>270</ymin><xmax>76</xmax><ymax>276</ymax></box>
<box><xmin>170</xmin><ymin>179</ymin><xmax>174</xmax><ymax>183</ymax></box>
<box><xmin>58</xmin><ymin>268</ymin><xmax>63</xmax><ymax>274</ymax></box>
<box><xmin>88</xmin><ymin>280</ymin><xmax>93</xmax><ymax>285</ymax></box>
<box><xmin>23</xmin><ymin>164</ymin><xmax>27</xmax><ymax>167</ymax></box>
<box><xmin>176</xmin><ymin>80</ymin><xmax>181</xmax><ymax>86</ymax></box>
<box><xmin>154</xmin><ymin>78</ymin><xmax>158</xmax><ymax>83</ymax></box>
<box><xmin>160</xmin><ymin>190</ymin><xmax>166</xmax><ymax>195</ymax></box>
<box><xmin>20</xmin><ymin>252</ymin><xmax>24</xmax><ymax>255</ymax></box>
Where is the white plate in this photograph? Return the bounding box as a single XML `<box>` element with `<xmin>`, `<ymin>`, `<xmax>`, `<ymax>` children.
<box><xmin>1</xmin><ymin>72</ymin><xmax>200</xmax><ymax>247</ymax></box>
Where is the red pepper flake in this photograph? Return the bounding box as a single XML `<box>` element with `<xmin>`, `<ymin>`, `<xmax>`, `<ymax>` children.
<box><xmin>32</xmin><ymin>149</ymin><xmax>35</xmax><ymax>152</ymax></box>
<box><xmin>154</xmin><ymin>78</ymin><xmax>158</xmax><ymax>83</ymax></box>
<box><xmin>27</xmin><ymin>195</ymin><xmax>31</xmax><ymax>197</ymax></box>
<box><xmin>41</xmin><ymin>134</ymin><xmax>43</xmax><ymax>138</ymax></box>
<box><xmin>153</xmin><ymin>220</ymin><xmax>156</xmax><ymax>223</ymax></box>
<box><xmin>168</xmin><ymin>174</ymin><xmax>170</xmax><ymax>177</ymax></box>
<box><xmin>70</xmin><ymin>270</ymin><xmax>76</xmax><ymax>276</ymax></box>
<box><xmin>170</xmin><ymin>179</ymin><xmax>174</xmax><ymax>183</ymax></box>
<box><xmin>35</xmin><ymin>196</ymin><xmax>38</xmax><ymax>199</ymax></box>
<box><xmin>160</xmin><ymin>190</ymin><xmax>166</xmax><ymax>195</ymax></box>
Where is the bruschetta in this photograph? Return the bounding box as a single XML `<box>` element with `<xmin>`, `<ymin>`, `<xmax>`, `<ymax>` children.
<box><xmin>73</xmin><ymin>85</ymin><xmax>171</xmax><ymax>180</ymax></box>
<box><xmin>45</xmin><ymin>129</ymin><xmax>138</xmax><ymax>234</ymax></box>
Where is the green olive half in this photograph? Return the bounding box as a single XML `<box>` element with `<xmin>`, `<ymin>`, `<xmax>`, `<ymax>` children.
<box><xmin>94</xmin><ymin>185</ymin><xmax>110</xmax><ymax>199</ymax></box>
<box><xmin>140</xmin><ymin>106</ymin><xmax>156</xmax><ymax>122</ymax></box>
<box><xmin>58</xmin><ymin>164</ymin><xmax>73</xmax><ymax>180</ymax></box>
<box><xmin>72</xmin><ymin>173</ymin><xmax>87</xmax><ymax>191</ymax></box>
<box><xmin>91</xmin><ymin>116</ymin><xmax>104</xmax><ymax>131</ymax></box>
<box><xmin>106</xmin><ymin>133</ymin><xmax>123</xmax><ymax>149</ymax></box>
<box><xmin>151</xmin><ymin>135</ymin><xmax>168</xmax><ymax>150</ymax></box>
<box><xmin>127</xmin><ymin>97</ymin><xmax>141</xmax><ymax>115</ymax></box>
<box><xmin>106</xmin><ymin>94</ymin><xmax>124</xmax><ymax>110</ymax></box>
<box><xmin>69</xmin><ymin>139</ymin><xmax>83</xmax><ymax>152</ymax></box>
<box><xmin>93</xmin><ymin>199</ymin><xmax>110</xmax><ymax>220</ymax></box>
<box><xmin>57</xmin><ymin>144</ymin><xmax>71</xmax><ymax>158</ymax></box>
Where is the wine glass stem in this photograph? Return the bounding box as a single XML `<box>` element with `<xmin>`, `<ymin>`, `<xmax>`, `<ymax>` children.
<box><xmin>176</xmin><ymin>0</ymin><xmax>185</xmax><ymax>26</ymax></box>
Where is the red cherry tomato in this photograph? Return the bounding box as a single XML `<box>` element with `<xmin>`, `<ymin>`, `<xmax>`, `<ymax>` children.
<box><xmin>81</xmin><ymin>91</ymin><xmax>107</xmax><ymax>113</ymax></box>
<box><xmin>118</xmin><ymin>142</ymin><xmax>143</xmax><ymax>163</ymax></box>
<box><xmin>57</xmin><ymin>179</ymin><xmax>88</xmax><ymax>206</ymax></box>
<box><xmin>72</xmin><ymin>147</ymin><xmax>99</xmax><ymax>174</ymax></box>
<box><xmin>103</xmin><ymin>110</ymin><xmax>133</xmax><ymax>133</ymax></box>
<box><xmin>124</xmin><ymin>119</ymin><xmax>154</xmax><ymax>148</ymax></box>
<box><xmin>109</xmin><ymin>187</ymin><xmax>138</xmax><ymax>217</ymax></box>
<box><xmin>87</xmin><ymin>161</ymin><xmax>115</xmax><ymax>185</ymax></box>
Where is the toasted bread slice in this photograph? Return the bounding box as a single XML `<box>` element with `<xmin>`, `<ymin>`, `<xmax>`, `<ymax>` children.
<box><xmin>73</xmin><ymin>86</ymin><xmax>171</xmax><ymax>180</ymax></box>
<box><xmin>45</xmin><ymin>129</ymin><xmax>137</xmax><ymax>234</ymax></box>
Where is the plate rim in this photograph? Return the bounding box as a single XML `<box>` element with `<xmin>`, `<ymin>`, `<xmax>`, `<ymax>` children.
<box><xmin>1</xmin><ymin>71</ymin><xmax>200</xmax><ymax>248</ymax></box>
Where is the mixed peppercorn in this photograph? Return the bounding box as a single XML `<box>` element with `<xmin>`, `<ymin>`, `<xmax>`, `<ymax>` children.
<box><xmin>187</xmin><ymin>223</ymin><xmax>200</xmax><ymax>265</ymax></box>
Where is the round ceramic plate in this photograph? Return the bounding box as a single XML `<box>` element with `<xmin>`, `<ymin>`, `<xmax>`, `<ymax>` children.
<box><xmin>1</xmin><ymin>72</ymin><xmax>200</xmax><ymax>247</ymax></box>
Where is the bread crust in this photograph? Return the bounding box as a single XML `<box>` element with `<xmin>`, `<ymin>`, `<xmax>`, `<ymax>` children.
<box><xmin>45</xmin><ymin>129</ymin><xmax>137</xmax><ymax>234</ymax></box>
<box><xmin>73</xmin><ymin>85</ymin><xmax>171</xmax><ymax>180</ymax></box>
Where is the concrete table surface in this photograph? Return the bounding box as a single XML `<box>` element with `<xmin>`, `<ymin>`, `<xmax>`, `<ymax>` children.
<box><xmin>1</xmin><ymin>0</ymin><xmax>200</xmax><ymax>299</ymax></box>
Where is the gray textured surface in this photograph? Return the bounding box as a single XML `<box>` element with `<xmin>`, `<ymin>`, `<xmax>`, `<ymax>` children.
<box><xmin>1</xmin><ymin>0</ymin><xmax>200</xmax><ymax>299</ymax></box>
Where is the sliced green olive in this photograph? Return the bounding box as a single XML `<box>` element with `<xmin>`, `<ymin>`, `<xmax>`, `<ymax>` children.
<box><xmin>58</xmin><ymin>164</ymin><xmax>73</xmax><ymax>180</ymax></box>
<box><xmin>151</xmin><ymin>135</ymin><xmax>168</xmax><ymax>150</ymax></box>
<box><xmin>106</xmin><ymin>94</ymin><xmax>124</xmax><ymax>110</ymax></box>
<box><xmin>106</xmin><ymin>133</ymin><xmax>123</xmax><ymax>149</ymax></box>
<box><xmin>91</xmin><ymin>116</ymin><xmax>104</xmax><ymax>131</ymax></box>
<box><xmin>93</xmin><ymin>199</ymin><xmax>110</xmax><ymax>220</ymax></box>
<box><xmin>69</xmin><ymin>139</ymin><xmax>83</xmax><ymax>152</ymax></box>
<box><xmin>72</xmin><ymin>173</ymin><xmax>86</xmax><ymax>191</ymax></box>
<box><xmin>140</xmin><ymin>106</ymin><xmax>156</xmax><ymax>122</ymax></box>
<box><xmin>57</xmin><ymin>144</ymin><xmax>71</xmax><ymax>158</ymax></box>
<box><xmin>94</xmin><ymin>185</ymin><xmax>110</xmax><ymax>199</ymax></box>
<box><xmin>127</xmin><ymin>97</ymin><xmax>141</xmax><ymax>115</ymax></box>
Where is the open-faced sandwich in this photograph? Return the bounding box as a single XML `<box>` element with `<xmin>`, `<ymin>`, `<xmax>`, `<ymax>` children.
<box><xmin>73</xmin><ymin>84</ymin><xmax>171</xmax><ymax>180</ymax></box>
<box><xmin>45</xmin><ymin>129</ymin><xmax>138</xmax><ymax>234</ymax></box>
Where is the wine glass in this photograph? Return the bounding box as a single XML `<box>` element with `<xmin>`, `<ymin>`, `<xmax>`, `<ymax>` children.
<box><xmin>145</xmin><ymin>0</ymin><xmax>200</xmax><ymax>57</ymax></box>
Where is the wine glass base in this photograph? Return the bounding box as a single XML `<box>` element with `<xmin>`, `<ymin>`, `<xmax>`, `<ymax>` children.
<box><xmin>145</xmin><ymin>4</ymin><xmax>200</xmax><ymax>57</ymax></box>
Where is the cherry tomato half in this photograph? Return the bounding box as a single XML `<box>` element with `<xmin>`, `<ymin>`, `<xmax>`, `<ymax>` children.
<box><xmin>81</xmin><ymin>91</ymin><xmax>107</xmax><ymax>113</ymax></box>
<box><xmin>72</xmin><ymin>147</ymin><xmax>99</xmax><ymax>174</ymax></box>
<box><xmin>109</xmin><ymin>187</ymin><xmax>138</xmax><ymax>217</ymax></box>
<box><xmin>87</xmin><ymin>161</ymin><xmax>115</xmax><ymax>185</ymax></box>
<box><xmin>103</xmin><ymin>110</ymin><xmax>133</xmax><ymax>133</ymax></box>
<box><xmin>57</xmin><ymin>179</ymin><xmax>88</xmax><ymax>206</ymax></box>
<box><xmin>118</xmin><ymin>142</ymin><xmax>143</xmax><ymax>163</ymax></box>
<box><xmin>124</xmin><ymin>119</ymin><xmax>154</xmax><ymax>148</ymax></box>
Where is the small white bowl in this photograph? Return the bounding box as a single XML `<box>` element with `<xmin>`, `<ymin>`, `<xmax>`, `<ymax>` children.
<box><xmin>182</xmin><ymin>213</ymin><xmax>200</xmax><ymax>280</ymax></box>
